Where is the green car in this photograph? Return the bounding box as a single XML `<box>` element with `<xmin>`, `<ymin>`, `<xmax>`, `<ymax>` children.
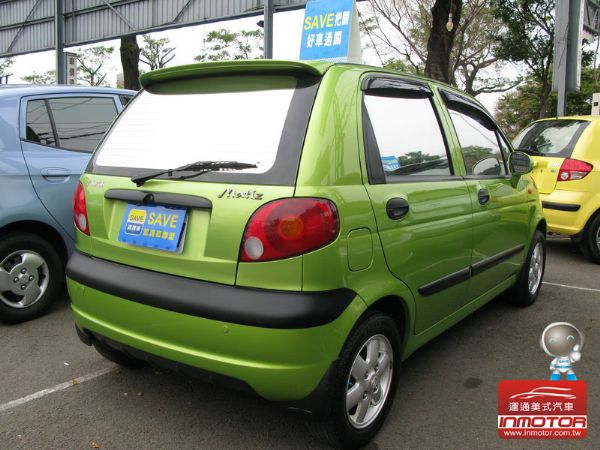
<box><xmin>67</xmin><ymin>60</ymin><xmax>546</xmax><ymax>448</ymax></box>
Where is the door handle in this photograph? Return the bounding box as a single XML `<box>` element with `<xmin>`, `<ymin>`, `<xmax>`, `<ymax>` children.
<box><xmin>478</xmin><ymin>189</ymin><xmax>490</xmax><ymax>205</ymax></box>
<box><xmin>386</xmin><ymin>198</ymin><xmax>410</xmax><ymax>220</ymax></box>
<box><xmin>41</xmin><ymin>168</ymin><xmax>70</xmax><ymax>182</ymax></box>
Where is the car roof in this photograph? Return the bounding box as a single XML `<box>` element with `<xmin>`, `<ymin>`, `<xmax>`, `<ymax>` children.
<box><xmin>0</xmin><ymin>84</ymin><xmax>136</xmax><ymax>99</ymax></box>
<box><xmin>534</xmin><ymin>115</ymin><xmax>600</xmax><ymax>122</ymax></box>
<box><xmin>139</xmin><ymin>59</ymin><xmax>486</xmax><ymax>110</ymax></box>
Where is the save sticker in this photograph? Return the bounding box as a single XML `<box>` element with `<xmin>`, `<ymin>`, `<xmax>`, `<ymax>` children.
<box><xmin>118</xmin><ymin>204</ymin><xmax>187</xmax><ymax>252</ymax></box>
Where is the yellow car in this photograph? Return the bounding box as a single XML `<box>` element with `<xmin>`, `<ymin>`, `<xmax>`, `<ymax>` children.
<box><xmin>514</xmin><ymin>116</ymin><xmax>600</xmax><ymax>263</ymax></box>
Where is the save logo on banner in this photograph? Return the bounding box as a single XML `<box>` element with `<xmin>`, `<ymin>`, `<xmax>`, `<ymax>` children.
<box><xmin>299</xmin><ymin>0</ymin><xmax>361</xmax><ymax>63</ymax></box>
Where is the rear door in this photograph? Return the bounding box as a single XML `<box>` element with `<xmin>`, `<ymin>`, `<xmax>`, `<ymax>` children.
<box><xmin>360</xmin><ymin>76</ymin><xmax>474</xmax><ymax>334</ymax></box>
<box><xmin>20</xmin><ymin>94</ymin><xmax>123</xmax><ymax>239</ymax></box>
<box><xmin>513</xmin><ymin>119</ymin><xmax>592</xmax><ymax>194</ymax></box>
<box><xmin>84</xmin><ymin>74</ymin><xmax>320</xmax><ymax>286</ymax></box>
<box><xmin>441</xmin><ymin>91</ymin><xmax>530</xmax><ymax>299</ymax></box>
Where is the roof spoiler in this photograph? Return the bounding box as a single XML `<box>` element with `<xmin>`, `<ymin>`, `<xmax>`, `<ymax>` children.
<box><xmin>140</xmin><ymin>60</ymin><xmax>333</xmax><ymax>89</ymax></box>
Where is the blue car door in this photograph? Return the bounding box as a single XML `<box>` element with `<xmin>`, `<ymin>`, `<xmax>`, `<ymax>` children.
<box><xmin>20</xmin><ymin>94</ymin><xmax>122</xmax><ymax>240</ymax></box>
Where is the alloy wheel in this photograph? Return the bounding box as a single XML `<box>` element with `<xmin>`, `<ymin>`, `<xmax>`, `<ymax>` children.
<box><xmin>0</xmin><ymin>250</ymin><xmax>49</xmax><ymax>309</ymax></box>
<box><xmin>346</xmin><ymin>334</ymin><xmax>394</xmax><ymax>429</ymax></box>
<box><xmin>528</xmin><ymin>242</ymin><xmax>544</xmax><ymax>295</ymax></box>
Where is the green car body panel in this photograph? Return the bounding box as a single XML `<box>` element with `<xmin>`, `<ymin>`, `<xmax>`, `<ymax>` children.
<box><xmin>67</xmin><ymin>60</ymin><xmax>545</xmax><ymax>406</ymax></box>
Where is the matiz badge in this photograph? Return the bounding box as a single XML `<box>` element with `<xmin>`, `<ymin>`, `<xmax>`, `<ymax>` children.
<box><xmin>218</xmin><ymin>187</ymin><xmax>263</xmax><ymax>200</ymax></box>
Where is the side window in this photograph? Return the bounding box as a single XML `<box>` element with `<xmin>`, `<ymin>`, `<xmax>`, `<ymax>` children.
<box><xmin>47</xmin><ymin>97</ymin><xmax>118</xmax><ymax>152</ymax></box>
<box><xmin>119</xmin><ymin>95</ymin><xmax>133</xmax><ymax>107</ymax></box>
<box><xmin>25</xmin><ymin>100</ymin><xmax>56</xmax><ymax>146</ymax></box>
<box><xmin>364</xmin><ymin>94</ymin><xmax>451</xmax><ymax>179</ymax></box>
<box><xmin>448</xmin><ymin>105</ymin><xmax>507</xmax><ymax>177</ymax></box>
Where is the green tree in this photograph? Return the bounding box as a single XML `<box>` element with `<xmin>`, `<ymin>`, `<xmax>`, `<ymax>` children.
<box><xmin>22</xmin><ymin>70</ymin><xmax>56</xmax><ymax>84</ymax></box>
<box><xmin>363</xmin><ymin>0</ymin><xmax>517</xmax><ymax>96</ymax></box>
<box><xmin>77</xmin><ymin>46</ymin><xmax>115</xmax><ymax>86</ymax></box>
<box><xmin>492</xmin><ymin>0</ymin><xmax>555</xmax><ymax>118</ymax></box>
<box><xmin>140</xmin><ymin>35</ymin><xmax>176</xmax><ymax>70</ymax></box>
<box><xmin>495</xmin><ymin>66</ymin><xmax>600</xmax><ymax>139</ymax></box>
<box><xmin>397</xmin><ymin>151</ymin><xmax>440</xmax><ymax>166</ymax></box>
<box><xmin>0</xmin><ymin>58</ymin><xmax>14</xmax><ymax>80</ymax></box>
<box><xmin>194</xmin><ymin>29</ymin><xmax>263</xmax><ymax>62</ymax></box>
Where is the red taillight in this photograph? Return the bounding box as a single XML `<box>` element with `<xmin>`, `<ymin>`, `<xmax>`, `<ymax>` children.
<box><xmin>240</xmin><ymin>198</ymin><xmax>339</xmax><ymax>262</ymax></box>
<box><xmin>73</xmin><ymin>182</ymin><xmax>90</xmax><ymax>235</ymax></box>
<box><xmin>557</xmin><ymin>159</ymin><xmax>593</xmax><ymax>182</ymax></box>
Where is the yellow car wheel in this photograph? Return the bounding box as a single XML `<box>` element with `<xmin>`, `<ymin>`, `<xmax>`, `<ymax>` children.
<box><xmin>579</xmin><ymin>214</ymin><xmax>600</xmax><ymax>264</ymax></box>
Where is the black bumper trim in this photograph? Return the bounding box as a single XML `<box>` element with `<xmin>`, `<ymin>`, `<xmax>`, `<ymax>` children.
<box><xmin>67</xmin><ymin>251</ymin><xmax>355</xmax><ymax>329</ymax></box>
<box><xmin>542</xmin><ymin>201</ymin><xmax>581</xmax><ymax>212</ymax></box>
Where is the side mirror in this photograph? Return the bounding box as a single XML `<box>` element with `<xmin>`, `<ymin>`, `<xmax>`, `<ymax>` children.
<box><xmin>509</xmin><ymin>151</ymin><xmax>533</xmax><ymax>175</ymax></box>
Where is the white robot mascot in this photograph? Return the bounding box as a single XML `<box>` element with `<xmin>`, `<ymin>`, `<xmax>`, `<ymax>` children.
<box><xmin>540</xmin><ymin>322</ymin><xmax>584</xmax><ymax>381</ymax></box>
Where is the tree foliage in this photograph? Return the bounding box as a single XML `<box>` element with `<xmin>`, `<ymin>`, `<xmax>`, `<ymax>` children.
<box><xmin>0</xmin><ymin>58</ymin><xmax>14</xmax><ymax>77</ymax></box>
<box><xmin>363</xmin><ymin>0</ymin><xmax>517</xmax><ymax>95</ymax></box>
<box><xmin>76</xmin><ymin>46</ymin><xmax>115</xmax><ymax>86</ymax></box>
<box><xmin>22</xmin><ymin>70</ymin><xmax>56</xmax><ymax>84</ymax></box>
<box><xmin>194</xmin><ymin>29</ymin><xmax>263</xmax><ymax>62</ymax></box>
<box><xmin>495</xmin><ymin>67</ymin><xmax>600</xmax><ymax>139</ymax></box>
<box><xmin>492</xmin><ymin>0</ymin><xmax>555</xmax><ymax>118</ymax></box>
<box><xmin>140</xmin><ymin>35</ymin><xmax>176</xmax><ymax>70</ymax></box>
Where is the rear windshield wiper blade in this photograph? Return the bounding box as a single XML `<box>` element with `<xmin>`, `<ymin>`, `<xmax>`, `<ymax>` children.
<box><xmin>131</xmin><ymin>161</ymin><xmax>258</xmax><ymax>187</ymax></box>
<box><xmin>516</xmin><ymin>147</ymin><xmax>543</xmax><ymax>156</ymax></box>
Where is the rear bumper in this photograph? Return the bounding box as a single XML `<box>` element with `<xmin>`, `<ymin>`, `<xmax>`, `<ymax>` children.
<box><xmin>66</xmin><ymin>251</ymin><xmax>355</xmax><ymax>329</ymax></box>
<box><xmin>67</xmin><ymin>252</ymin><xmax>365</xmax><ymax>403</ymax></box>
<box><xmin>540</xmin><ymin>190</ymin><xmax>599</xmax><ymax>235</ymax></box>
<box><xmin>75</xmin><ymin>327</ymin><xmax>339</xmax><ymax>417</ymax></box>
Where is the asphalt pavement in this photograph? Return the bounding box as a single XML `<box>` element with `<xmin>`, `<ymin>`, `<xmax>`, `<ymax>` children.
<box><xmin>0</xmin><ymin>237</ymin><xmax>598</xmax><ymax>449</ymax></box>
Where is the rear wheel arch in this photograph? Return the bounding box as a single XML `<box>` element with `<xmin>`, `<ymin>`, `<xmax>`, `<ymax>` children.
<box><xmin>0</xmin><ymin>221</ymin><xmax>68</xmax><ymax>266</ymax></box>
<box><xmin>579</xmin><ymin>208</ymin><xmax>600</xmax><ymax>263</ymax></box>
<box><xmin>362</xmin><ymin>296</ymin><xmax>409</xmax><ymax>354</ymax></box>
<box><xmin>536</xmin><ymin>219</ymin><xmax>547</xmax><ymax>237</ymax></box>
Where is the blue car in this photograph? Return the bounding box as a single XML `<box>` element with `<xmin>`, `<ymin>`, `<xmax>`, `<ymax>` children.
<box><xmin>0</xmin><ymin>85</ymin><xmax>134</xmax><ymax>323</ymax></box>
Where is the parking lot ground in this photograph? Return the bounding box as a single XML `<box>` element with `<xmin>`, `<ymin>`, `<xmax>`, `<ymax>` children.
<box><xmin>0</xmin><ymin>238</ymin><xmax>598</xmax><ymax>449</ymax></box>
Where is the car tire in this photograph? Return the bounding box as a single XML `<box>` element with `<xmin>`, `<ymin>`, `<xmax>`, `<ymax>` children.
<box><xmin>505</xmin><ymin>230</ymin><xmax>546</xmax><ymax>307</ymax></box>
<box><xmin>0</xmin><ymin>232</ymin><xmax>63</xmax><ymax>324</ymax></box>
<box><xmin>578</xmin><ymin>214</ymin><xmax>600</xmax><ymax>264</ymax></box>
<box><xmin>306</xmin><ymin>311</ymin><xmax>401</xmax><ymax>449</ymax></box>
<box><xmin>92</xmin><ymin>338</ymin><xmax>147</xmax><ymax>369</ymax></box>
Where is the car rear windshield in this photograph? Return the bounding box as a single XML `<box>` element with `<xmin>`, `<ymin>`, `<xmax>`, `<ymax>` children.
<box><xmin>513</xmin><ymin>119</ymin><xmax>590</xmax><ymax>158</ymax></box>
<box><xmin>90</xmin><ymin>74</ymin><xmax>320</xmax><ymax>185</ymax></box>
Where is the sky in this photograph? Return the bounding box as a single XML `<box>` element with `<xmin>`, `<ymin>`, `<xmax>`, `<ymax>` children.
<box><xmin>6</xmin><ymin>5</ymin><xmax>501</xmax><ymax>112</ymax></box>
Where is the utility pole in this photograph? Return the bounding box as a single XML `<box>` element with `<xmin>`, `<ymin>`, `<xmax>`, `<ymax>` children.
<box><xmin>263</xmin><ymin>0</ymin><xmax>274</xmax><ymax>59</ymax></box>
<box><xmin>553</xmin><ymin>0</ymin><xmax>584</xmax><ymax>117</ymax></box>
<box><xmin>55</xmin><ymin>0</ymin><xmax>66</xmax><ymax>84</ymax></box>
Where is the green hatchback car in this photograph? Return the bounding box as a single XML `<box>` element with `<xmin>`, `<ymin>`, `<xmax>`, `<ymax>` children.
<box><xmin>67</xmin><ymin>60</ymin><xmax>546</xmax><ymax>448</ymax></box>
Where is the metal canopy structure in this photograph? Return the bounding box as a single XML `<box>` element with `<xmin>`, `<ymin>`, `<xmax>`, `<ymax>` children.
<box><xmin>0</xmin><ymin>0</ymin><xmax>308</xmax><ymax>58</ymax></box>
<box><xmin>584</xmin><ymin>0</ymin><xmax>600</xmax><ymax>35</ymax></box>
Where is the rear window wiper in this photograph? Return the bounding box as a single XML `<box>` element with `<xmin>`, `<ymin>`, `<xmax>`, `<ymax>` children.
<box><xmin>131</xmin><ymin>160</ymin><xmax>258</xmax><ymax>187</ymax></box>
<box><xmin>516</xmin><ymin>147</ymin><xmax>543</xmax><ymax>156</ymax></box>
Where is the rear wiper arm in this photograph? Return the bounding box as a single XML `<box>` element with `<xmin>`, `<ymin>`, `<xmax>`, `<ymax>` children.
<box><xmin>131</xmin><ymin>161</ymin><xmax>257</xmax><ymax>187</ymax></box>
